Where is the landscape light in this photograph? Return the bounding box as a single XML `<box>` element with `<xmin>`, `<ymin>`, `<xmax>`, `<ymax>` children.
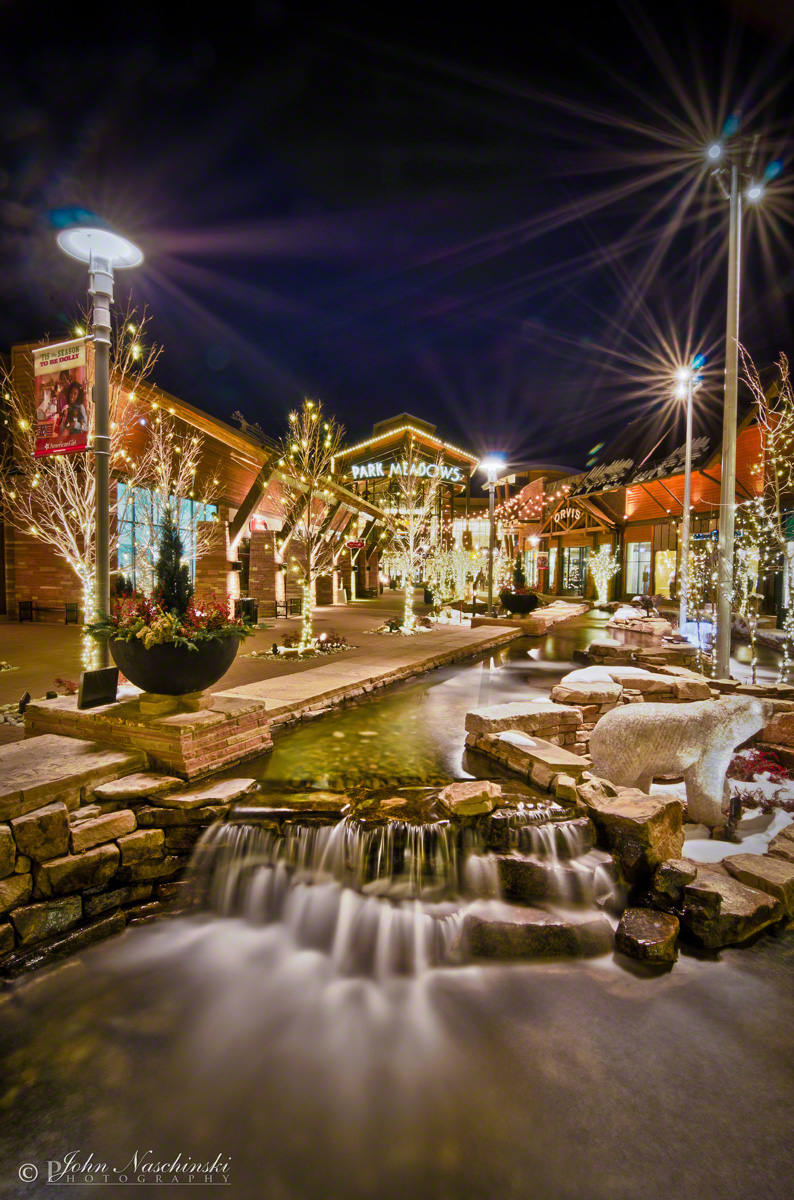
<box><xmin>746</xmin><ymin>183</ymin><xmax>764</xmax><ymax>202</ymax></box>
<box><xmin>707</xmin><ymin>143</ymin><xmax>722</xmax><ymax>160</ymax></box>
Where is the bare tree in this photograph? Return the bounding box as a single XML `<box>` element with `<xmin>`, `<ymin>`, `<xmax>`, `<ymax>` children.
<box><xmin>589</xmin><ymin>545</ymin><xmax>620</xmax><ymax>604</ymax></box>
<box><xmin>0</xmin><ymin>304</ymin><xmax>161</xmax><ymax>667</ymax></box>
<box><xmin>0</xmin><ymin>305</ymin><xmax>219</xmax><ymax>667</ymax></box>
<box><xmin>741</xmin><ymin>347</ymin><xmax>794</xmax><ymax>681</ymax></box>
<box><xmin>381</xmin><ymin>437</ymin><xmax>443</xmax><ymax>632</ymax></box>
<box><xmin>273</xmin><ymin>398</ymin><xmax>345</xmax><ymax>648</ymax></box>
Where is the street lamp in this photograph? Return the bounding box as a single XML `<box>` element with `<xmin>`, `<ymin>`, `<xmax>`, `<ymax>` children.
<box><xmin>481</xmin><ymin>456</ymin><xmax>506</xmax><ymax>616</ymax></box>
<box><xmin>57</xmin><ymin>223</ymin><xmax>143</xmax><ymax>670</ymax></box>
<box><xmin>706</xmin><ymin>127</ymin><xmax>767</xmax><ymax>677</ymax></box>
<box><xmin>674</xmin><ymin>363</ymin><xmax>703</xmax><ymax>636</ymax></box>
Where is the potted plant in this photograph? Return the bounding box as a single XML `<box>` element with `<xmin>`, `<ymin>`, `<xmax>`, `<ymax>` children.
<box><xmin>91</xmin><ymin>510</ymin><xmax>252</xmax><ymax>695</ymax></box>
<box><xmin>498</xmin><ymin>587</ymin><xmax>542</xmax><ymax>615</ymax></box>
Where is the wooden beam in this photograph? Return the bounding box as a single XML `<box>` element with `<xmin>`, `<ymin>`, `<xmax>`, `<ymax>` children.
<box><xmin>228</xmin><ymin>452</ymin><xmax>278</xmax><ymax>550</ymax></box>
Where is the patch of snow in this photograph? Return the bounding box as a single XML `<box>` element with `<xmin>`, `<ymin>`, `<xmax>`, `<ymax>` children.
<box><xmin>683</xmin><ymin>805</ymin><xmax>793</xmax><ymax>862</ymax></box>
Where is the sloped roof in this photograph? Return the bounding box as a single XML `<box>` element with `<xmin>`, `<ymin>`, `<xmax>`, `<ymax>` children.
<box><xmin>565</xmin><ymin>396</ymin><xmax>756</xmax><ymax>498</ymax></box>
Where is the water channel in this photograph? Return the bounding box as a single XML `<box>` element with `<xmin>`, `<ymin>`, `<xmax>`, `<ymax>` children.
<box><xmin>1</xmin><ymin>611</ymin><xmax>792</xmax><ymax>1200</ymax></box>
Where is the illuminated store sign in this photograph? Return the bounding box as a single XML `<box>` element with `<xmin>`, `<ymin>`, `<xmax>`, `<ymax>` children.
<box><xmin>350</xmin><ymin>460</ymin><xmax>464</xmax><ymax>483</ymax></box>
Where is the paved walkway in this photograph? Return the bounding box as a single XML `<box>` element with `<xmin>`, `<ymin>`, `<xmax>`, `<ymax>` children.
<box><xmin>0</xmin><ymin>594</ymin><xmax>528</xmax><ymax>743</ymax></box>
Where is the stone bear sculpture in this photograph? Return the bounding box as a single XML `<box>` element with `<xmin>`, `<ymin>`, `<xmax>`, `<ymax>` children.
<box><xmin>588</xmin><ymin>696</ymin><xmax>775</xmax><ymax>829</ymax></box>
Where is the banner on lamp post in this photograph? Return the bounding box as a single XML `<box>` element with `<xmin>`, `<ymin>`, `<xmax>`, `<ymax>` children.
<box><xmin>32</xmin><ymin>338</ymin><xmax>90</xmax><ymax>457</ymax></box>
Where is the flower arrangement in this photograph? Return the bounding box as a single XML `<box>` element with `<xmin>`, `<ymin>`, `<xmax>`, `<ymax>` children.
<box><xmin>90</xmin><ymin>592</ymin><xmax>253</xmax><ymax>652</ymax></box>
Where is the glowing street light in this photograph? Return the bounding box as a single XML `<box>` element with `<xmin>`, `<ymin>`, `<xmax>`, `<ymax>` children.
<box><xmin>481</xmin><ymin>456</ymin><xmax>506</xmax><ymax>617</ymax></box>
<box><xmin>707</xmin><ymin>143</ymin><xmax>722</xmax><ymax>160</ymax></box>
<box><xmin>57</xmin><ymin>221</ymin><xmax>143</xmax><ymax>671</ymax></box>
<box><xmin>674</xmin><ymin>361</ymin><xmax>703</xmax><ymax>637</ymax></box>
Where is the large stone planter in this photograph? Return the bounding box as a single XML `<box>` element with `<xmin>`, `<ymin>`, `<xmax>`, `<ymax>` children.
<box><xmin>109</xmin><ymin>637</ymin><xmax>239</xmax><ymax>698</ymax></box>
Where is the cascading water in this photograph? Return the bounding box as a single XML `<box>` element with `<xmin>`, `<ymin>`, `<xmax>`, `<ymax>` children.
<box><xmin>186</xmin><ymin>800</ymin><xmax>619</xmax><ymax>977</ymax></box>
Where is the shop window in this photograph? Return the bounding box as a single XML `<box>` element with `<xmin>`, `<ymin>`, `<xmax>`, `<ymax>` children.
<box><xmin>562</xmin><ymin>546</ymin><xmax>588</xmax><ymax>595</ymax></box>
<box><xmin>654</xmin><ymin>549</ymin><xmax>676</xmax><ymax>598</ymax></box>
<box><xmin>625</xmin><ymin>541</ymin><xmax>651</xmax><ymax>596</ymax></box>
<box><xmin>117</xmin><ymin>483</ymin><xmax>217</xmax><ymax>591</ymax></box>
<box><xmin>547</xmin><ymin>548</ymin><xmax>557</xmax><ymax>591</ymax></box>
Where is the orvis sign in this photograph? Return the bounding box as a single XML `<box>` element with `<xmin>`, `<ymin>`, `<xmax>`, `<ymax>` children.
<box><xmin>350</xmin><ymin>459</ymin><xmax>465</xmax><ymax>483</ymax></box>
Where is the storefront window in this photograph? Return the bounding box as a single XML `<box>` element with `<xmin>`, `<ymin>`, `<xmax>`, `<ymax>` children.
<box><xmin>625</xmin><ymin>541</ymin><xmax>652</xmax><ymax>596</ymax></box>
<box><xmin>547</xmin><ymin>548</ymin><xmax>557</xmax><ymax>591</ymax></box>
<box><xmin>117</xmin><ymin>483</ymin><xmax>217</xmax><ymax>590</ymax></box>
<box><xmin>654</xmin><ymin>549</ymin><xmax>676</xmax><ymax>598</ymax></box>
<box><xmin>453</xmin><ymin>518</ymin><xmax>491</xmax><ymax>550</ymax></box>
<box><xmin>562</xmin><ymin>546</ymin><xmax>588</xmax><ymax>596</ymax></box>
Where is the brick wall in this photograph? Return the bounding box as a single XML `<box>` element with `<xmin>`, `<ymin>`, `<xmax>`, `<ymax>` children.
<box><xmin>194</xmin><ymin>519</ymin><xmax>239</xmax><ymax>611</ymax></box>
<box><xmin>5</xmin><ymin>523</ymin><xmax>83</xmax><ymax>621</ymax></box>
<box><xmin>248</xmin><ymin>529</ymin><xmax>278</xmax><ymax>603</ymax></box>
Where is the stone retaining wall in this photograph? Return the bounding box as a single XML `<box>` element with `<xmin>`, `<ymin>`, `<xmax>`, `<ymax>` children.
<box><xmin>0</xmin><ymin>770</ymin><xmax>256</xmax><ymax>980</ymax></box>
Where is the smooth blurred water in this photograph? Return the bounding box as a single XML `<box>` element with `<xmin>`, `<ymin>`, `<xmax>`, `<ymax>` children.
<box><xmin>1</xmin><ymin>609</ymin><xmax>792</xmax><ymax>1200</ymax></box>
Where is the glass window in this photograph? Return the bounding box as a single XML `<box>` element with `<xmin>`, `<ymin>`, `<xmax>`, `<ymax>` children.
<box><xmin>654</xmin><ymin>549</ymin><xmax>676</xmax><ymax>598</ymax></box>
<box><xmin>117</xmin><ymin>483</ymin><xmax>217</xmax><ymax>591</ymax></box>
<box><xmin>625</xmin><ymin>541</ymin><xmax>652</xmax><ymax>595</ymax></box>
<box><xmin>547</xmin><ymin>547</ymin><xmax>557</xmax><ymax>591</ymax></box>
<box><xmin>562</xmin><ymin>546</ymin><xmax>588</xmax><ymax>595</ymax></box>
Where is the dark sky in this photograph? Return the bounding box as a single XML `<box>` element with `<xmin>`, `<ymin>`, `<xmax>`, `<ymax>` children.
<box><xmin>2</xmin><ymin>0</ymin><xmax>793</xmax><ymax>471</ymax></box>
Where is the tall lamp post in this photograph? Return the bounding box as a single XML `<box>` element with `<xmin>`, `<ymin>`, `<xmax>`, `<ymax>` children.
<box><xmin>57</xmin><ymin>224</ymin><xmax>143</xmax><ymax>670</ymax></box>
<box><xmin>706</xmin><ymin>132</ymin><xmax>767</xmax><ymax>677</ymax></box>
<box><xmin>675</xmin><ymin>361</ymin><xmax>703</xmax><ymax>636</ymax></box>
<box><xmin>481</xmin><ymin>457</ymin><xmax>506</xmax><ymax>616</ymax></box>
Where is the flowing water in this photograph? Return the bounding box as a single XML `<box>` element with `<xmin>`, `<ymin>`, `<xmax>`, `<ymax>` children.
<box><xmin>1</xmin><ymin>611</ymin><xmax>793</xmax><ymax>1199</ymax></box>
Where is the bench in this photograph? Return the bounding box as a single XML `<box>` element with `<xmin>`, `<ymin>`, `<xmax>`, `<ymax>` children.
<box><xmin>18</xmin><ymin>601</ymin><xmax>79</xmax><ymax>625</ymax></box>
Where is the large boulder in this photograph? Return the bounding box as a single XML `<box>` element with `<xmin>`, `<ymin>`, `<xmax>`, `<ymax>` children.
<box><xmin>589</xmin><ymin>696</ymin><xmax>775</xmax><ymax>828</ymax></box>
<box><xmin>615</xmin><ymin>908</ymin><xmax>679</xmax><ymax>963</ymax></box>
<box><xmin>576</xmin><ymin>780</ymin><xmax>684</xmax><ymax>885</ymax></box>
<box><xmin>681</xmin><ymin>863</ymin><xmax>784</xmax><ymax>948</ymax></box>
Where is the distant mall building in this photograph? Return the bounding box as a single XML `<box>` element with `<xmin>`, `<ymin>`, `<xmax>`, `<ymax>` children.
<box><xmin>500</xmin><ymin>403</ymin><xmax>767</xmax><ymax>604</ymax></box>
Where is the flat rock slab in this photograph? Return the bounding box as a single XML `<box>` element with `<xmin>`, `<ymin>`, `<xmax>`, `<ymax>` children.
<box><xmin>465</xmin><ymin>702</ymin><xmax>581</xmax><ymax>737</ymax></box>
<box><xmin>723</xmin><ymin>853</ymin><xmax>794</xmax><ymax>914</ymax></box>
<box><xmin>682</xmin><ymin>863</ymin><xmax>784</xmax><ymax>948</ymax></box>
<box><xmin>616</xmin><ymin>908</ymin><xmax>679</xmax><ymax>963</ymax></box>
<box><xmin>0</xmin><ymin>736</ymin><xmax>145</xmax><ymax>822</ymax></box>
<box><xmin>461</xmin><ymin>900</ymin><xmax>613</xmax><ymax>960</ymax></box>
<box><xmin>92</xmin><ymin>773</ymin><xmax>184</xmax><ymax>801</ymax></box>
<box><xmin>154</xmin><ymin>778</ymin><xmax>258</xmax><ymax>811</ymax></box>
<box><xmin>551</xmin><ymin>681</ymin><xmax>623</xmax><ymax>706</ymax></box>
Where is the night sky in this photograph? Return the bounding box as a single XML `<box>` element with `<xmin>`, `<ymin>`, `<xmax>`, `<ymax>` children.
<box><xmin>2</xmin><ymin>0</ymin><xmax>793</xmax><ymax>472</ymax></box>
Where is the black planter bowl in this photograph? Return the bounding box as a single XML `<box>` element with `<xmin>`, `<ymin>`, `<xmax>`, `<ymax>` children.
<box><xmin>499</xmin><ymin>590</ymin><xmax>541</xmax><ymax>615</ymax></box>
<box><xmin>109</xmin><ymin>636</ymin><xmax>240</xmax><ymax>696</ymax></box>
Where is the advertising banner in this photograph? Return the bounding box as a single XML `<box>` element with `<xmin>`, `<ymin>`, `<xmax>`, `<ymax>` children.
<box><xmin>32</xmin><ymin>338</ymin><xmax>90</xmax><ymax>458</ymax></box>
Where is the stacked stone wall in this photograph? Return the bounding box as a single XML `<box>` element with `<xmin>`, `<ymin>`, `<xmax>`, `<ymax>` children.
<box><xmin>0</xmin><ymin>771</ymin><xmax>256</xmax><ymax>980</ymax></box>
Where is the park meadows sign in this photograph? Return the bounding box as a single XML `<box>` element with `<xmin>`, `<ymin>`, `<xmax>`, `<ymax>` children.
<box><xmin>349</xmin><ymin>458</ymin><xmax>466</xmax><ymax>483</ymax></box>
